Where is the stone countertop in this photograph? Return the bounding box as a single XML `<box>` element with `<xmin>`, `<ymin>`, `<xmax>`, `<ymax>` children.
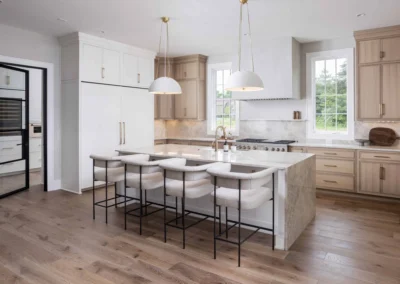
<box><xmin>291</xmin><ymin>142</ymin><xmax>400</xmax><ymax>153</ymax></box>
<box><xmin>117</xmin><ymin>144</ymin><xmax>314</xmax><ymax>170</ymax></box>
<box><xmin>155</xmin><ymin>137</ymin><xmax>237</xmax><ymax>142</ymax></box>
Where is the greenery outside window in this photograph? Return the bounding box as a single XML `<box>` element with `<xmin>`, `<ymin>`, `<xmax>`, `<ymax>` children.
<box><xmin>207</xmin><ymin>62</ymin><xmax>239</xmax><ymax>135</ymax></box>
<box><xmin>306</xmin><ymin>49</ymin><xmax>354</xmax><ymax>140</ymax></box>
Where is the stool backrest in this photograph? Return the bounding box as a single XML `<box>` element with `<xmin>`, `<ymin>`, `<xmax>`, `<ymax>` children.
<box><xmin>208</xmin><ymin>163</ymin><xmax>277</xmax><ymax>190</ymax></box>
<box><xmin>90</xmin><ymin>153</ymin><xmax>123</xmax><ymax>168</ymax></box>
<box><xmin>160</xmin><ymin>159</ymin><xmax>221</xmax><ymax>181</ymax></box>
<box><xmin>120</xmin><ymin>154</ymin><xmax>161</xmax><ymax>174</ymax></box>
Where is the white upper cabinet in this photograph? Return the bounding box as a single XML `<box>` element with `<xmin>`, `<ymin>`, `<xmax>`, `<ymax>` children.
<box><xmin>102</xmin><ymin>48</ymin><xmax>120</xmax><ymax>85</ymax></box>
<box><xmin>82</xmin><ymin>43</ymin><xmax>103</xmax><ymax>83</ymax></box>
<box><xmin>0</xmin><ymin>68</ymin><xmax>25</xmax><ymax>90</ymax></box>
<box><xmin>121</xmin><ymin>53</ymin><xmax>154</xmax><ymax>88</ymax></box>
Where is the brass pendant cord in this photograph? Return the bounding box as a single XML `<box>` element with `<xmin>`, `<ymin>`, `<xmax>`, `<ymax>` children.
<box><xmin>238</xmin><ymin>2</ymin><xmax>255</xmax><ymax>72</ymax></box>
<box><xmin>156</xmin><ymin>19</ymin><xmax>171</xmax><ymax>78</ymax></box>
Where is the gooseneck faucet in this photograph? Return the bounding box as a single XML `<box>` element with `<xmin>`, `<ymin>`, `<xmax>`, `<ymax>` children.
<box><xmin>212</xmin><ymin>125</ymin><xmax>226</xmax><ymax>152</ymax></box>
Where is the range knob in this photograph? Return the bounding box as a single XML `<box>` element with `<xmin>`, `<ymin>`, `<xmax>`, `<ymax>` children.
<box><xmin>253</xmin><ymin>146</ymin><xmax>257</xmax><ymax>150</ymax></box>
<box><xmin>247</xmin><ymin>146</ymin><xmax>251</xmax><ymax>150</ymax></box>
<box><xmin>272</xmin><ymin>148</ymin><xmax>275</xmax><ymax>151</ymax></box>
<box><xmin>237</xmin><ymin>145</ymin><xmax>242</xmax><ymax>149</ymax></box>
<box><xmin>281</xmin><ymin>148</ymin><xmax>285</xmax><ymax>152</ymax></box>
<box><xmin>265</xmin><ymin>147</ymin><xmax>269</xmax><ymax>151</ymax></box>
<box><xmin>277</xmin><ymin>148</ymin><xmax>280</xmax><ymax>152</ymax></box>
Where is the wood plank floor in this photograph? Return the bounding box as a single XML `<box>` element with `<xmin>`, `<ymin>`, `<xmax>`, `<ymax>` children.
<box><xmin>1</xmin><ymin>186</ymin><xmax>400</xmax><ymax>284</ymax></box>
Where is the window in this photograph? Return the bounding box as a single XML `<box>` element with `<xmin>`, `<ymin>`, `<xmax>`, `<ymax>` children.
<box><xmin>207</xmin><ymin>62</ymin><xmax>239</xmax><ymax>135</ymax></box>
<box><xmin>306</xmin><ymin>49</ymin><xmax>354</xmax><ymax>140</ymax></box>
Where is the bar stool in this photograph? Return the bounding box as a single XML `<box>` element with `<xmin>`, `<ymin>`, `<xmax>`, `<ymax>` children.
<box><xmin>90</xmin><ymin>153</ymin><xmax>133</xmax><ymax>224</ymax></box>
<box><xmin>159</xmin><ymin>158</ymin><xmax>222</xmax><ymax>249</ymax></box>
<box><xmin>207</xmin><ymin>163</ymin><xmax>278</xmax><ymax>267</ymax></box>
<box><xmin>120</xmin><ymin>155</ymin><xmax>182</xmax><ymax>235</ymax></box>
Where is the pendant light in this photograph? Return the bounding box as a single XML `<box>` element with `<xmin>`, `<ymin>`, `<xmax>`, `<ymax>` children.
<box><xmin>225</xmin><ymin>0</ymin><xmax>264</xmax><ymax>92</ymax></box>
<box><xmin>149</xmin><ymin>17</ymin><xmax>182</xmax><ymax>95</ymax></box>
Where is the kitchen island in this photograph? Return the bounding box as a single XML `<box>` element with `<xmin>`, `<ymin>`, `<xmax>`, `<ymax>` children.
<box><xmin>117</xmin><ymin>144</ymin><xmax>316</xmax><ymax>250</ymax></box>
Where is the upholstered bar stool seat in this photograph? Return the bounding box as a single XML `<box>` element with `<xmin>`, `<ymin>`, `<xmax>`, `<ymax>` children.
<box><xmin>207</xmin><ymin>162</ymin><xmax>278</xmax><ymax>267</ymax></box>
<box><xmin>120</xmin><ymin>154</ymin><xmax>182</xmax><ymax>234</ymax></box>
<box><xmin>90</xmin><ymin>153</ymin><xmax>133</xmax><ymax>224</ymax></box>
<box><xmin>159</xmin><ymin>158</ymin><xmax>222</xmax><ymax>249</ymax></box>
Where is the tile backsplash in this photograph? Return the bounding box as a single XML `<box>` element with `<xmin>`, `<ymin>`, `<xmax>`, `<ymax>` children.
<box><xmin>155</xmin><ymin>119</ymin><xmax>400</xmax><ymax>148</ymax></box>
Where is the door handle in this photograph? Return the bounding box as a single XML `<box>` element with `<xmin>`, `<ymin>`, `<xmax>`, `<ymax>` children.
<box><xmin>137</xmin><ymin>73</ymin><xmax>140</xmax><ymax>84</ymax></box>
<box><xmin>380</xmin><ymin>51</ymin><xmax>385</xmax><ymax>59</ymax></box>
<box><xmin>323</xmin><ymin>180</ymin><xmax>338</xmax><ymax>184</ymax></box>
<box><xmin>324</xmin><ymin>165</ymin><xmax>337</xmax><ymax>168</ymax></box>
<box><xmin>123</xmin><ymin>122</ymin><xmax>126</xmax><ymax>144</ymax></box>
<box><xmin>101</xmin><ymin>67</ymin><xmax>105</xmax><ymax>79</ymax></box>
<box><xmin>380</xmin><ymin>166</ymin><xmax>386</xmax><ymax>180</ymax></box>
<box><xmin>119</xmin><ymin>122</ymin><xmax>122</xmax><ymax>145</ymax></box>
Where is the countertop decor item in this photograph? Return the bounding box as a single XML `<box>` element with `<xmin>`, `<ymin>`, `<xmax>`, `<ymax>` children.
<box><xmin>355</xmin><ymin>139</ymin><xmax>370</xmax><ymax>146</ymax></box>
<box><xmin>225</xmin><ymin>0</ymin><xmax>264</xmax><ymax>92</ymax></box>
<box><xmin>148</xmin><ymin>17</ymin><xmax>182</xmax><ymax>95</ymax></box>
<box><xmin>369</xmin><ymin>127</ymin><xmax>399</xmax><ymax>146</ymax></box>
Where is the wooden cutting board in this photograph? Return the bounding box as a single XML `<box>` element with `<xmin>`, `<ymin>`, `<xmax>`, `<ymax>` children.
<box><xmin>369</xmin><ymin>127</ymin><xmax>399</xmax><ymax>146</ymax></box>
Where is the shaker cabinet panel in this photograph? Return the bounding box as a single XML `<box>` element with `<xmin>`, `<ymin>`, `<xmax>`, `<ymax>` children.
<box><xmin>358</xmin><ymin>65</ymin><xmax>381</xmax><ymax>119</ymax></box>
<box><xmin>382</xmin><ymin>37</ymin><xmax>400</xmax><ymax>62</ymax></box>
<box><xmin>382</xmin><ymin>63</ymin><xmax>400</xmax><ymax>119</ymax></box>
<box><xmin>358</xmin><ymin>40</ymin><xmax>381</xmax><ymax>64</ymax></box>
<box><xmin>138</xmin><ymin>57</ymin><xmax>153</xmax><ymax>88</ymax></box>
<box><xmin>122</xmin><ymin>53</ymin><xmax>138</xmax><ymax>87</ymax></box>
<box><xmin>102</xmin><ymin>48</ymin><xmax>120</xmax><ymax>85</ymax></box>
<box><xmin>359</xmin><ymin>162</ymin><xmax>381</xmax><ymax>194</ymax></box>
<box><xmin>158</xmin><ymin>95</ymin><xmax>175</xmax><ymax>119</ymax></box>
<box><xmin>175</xmin><ymin>79</ymin><xmax>197</xmax><ymax>119</ymax></box>
<box><xmin>381</xmin><ymin>163</ymin><xmax>400</xmax><ymax>196</ymax></box>
<box><xmin>82</xmin><ymin>44</ymin><xmax>103</xmax><ymax>83</ymax></box>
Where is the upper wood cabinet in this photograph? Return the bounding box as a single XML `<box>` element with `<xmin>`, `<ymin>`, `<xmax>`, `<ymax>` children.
<box><xmin>153</xmin><ymin>55</ymin><xmax>207</xmax><ymax>120</ymax></box>
<box><xmin>355</xmin><ymin>25</ymin><xmax>400</xmax><ymax>121</ymax></box>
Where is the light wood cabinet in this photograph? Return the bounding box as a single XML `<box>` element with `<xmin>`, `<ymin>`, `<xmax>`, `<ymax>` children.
<box><xmin>359</xmin><ymin>161</ymin><xmax>381</xmax><ymax>194</ymax></box>
<box><xmin>175</xmin><ymin>62</ymin><xmax>198</xmax><ymax>80</ymax></box>
<box><xmin>381</xmin><ymin>163</ymin><xmax>400</xmax><ymax>196</ymax></box>
<box><xmin>355</xmin><ymin>25</ymin><xmax>400</xmax><ymax>121</ymax></box>
<box><xmin>288</xmin><ymin>146</ymin><xmax>307</xmax><ymax>153</ymax></box>
<box><xmin>154</xmin><ymin>58</ymin><xmax>175</xmax><ymax>120</ymax></box>
<box><xmin>382</xmin><ymin>63</ymin><xmax>400</xmax><ymax>119</ymax></box>
<box><xmin>358</xmin><ymin>40</ymin><xmax>381</xmax><ymax>64</ymax></box>
<box><xmin>175</xmin><ymin>79</ymin><xmax>198</xmax><ymax>119</ymax></box>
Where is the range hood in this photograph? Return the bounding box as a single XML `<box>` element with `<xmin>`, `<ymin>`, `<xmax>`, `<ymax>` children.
<box><xmin>232</xmin><ymin>37</ymin><xmax>300</xmax><ymax>100</ymax></box>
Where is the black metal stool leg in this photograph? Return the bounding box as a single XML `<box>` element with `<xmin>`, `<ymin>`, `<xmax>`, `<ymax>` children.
<box><xmin>182</xmin><ymin>172</ymin><xmax>186</xmax><ymax>249</ymax></box>
<box><xmin>225</xmin><ymin>207</ymin><xmax>228</xmax><ymax>238</ymax></box>
<box><xmin>175</xmin><ymin>197</ymin><xmax>178</xmax><ymax>225</ymax></box>
<box><xmin>145</xmin><ymin>190</ymin><xmax>148</xmax><ymax>215</ymax></box>
<box><xmin>164</xmin><ymin>169</ymin><xmax>167</xmax><ymax>243</ymax></box>
<box><xmin>272</xmin><ymin>173</ymin><xmax>275</xmax><ymax>250</ymax></box>
<box><xmin>139</xmin><ymin>166</ymin><xmax>143</xmax><ymax>235</ymax></box>
<box><xmin>213</xmin><ymin>176</ymin><xmax>217</xmax><ymax>259</ymax></box>
<box><xmin>114</xmin><ymin>182</ymin><xmax>117</xmax><ymax>208</ymax></box>
<box><xmin>238</xmin><ymin>179</ymin><xmax>241</xmax><ymax>267</ymax></box>
<box><xmin>219</xmin><ymin>205</ymin><xmax>222</xmax><ymax>234</ymax></box>
<box><xmin>105</xmin><ymin>161</ymin><xmax>108</xmax><ymax>224</ymax></box>
<box><xmin>124</xmin><ymin>164</ymin><xmax>127</xmax><ymax>230</ymax></box>
<box><xmin>93</xmin><ymin>160</ymin><xmax>95</xmax><ymax>220</ymax></box>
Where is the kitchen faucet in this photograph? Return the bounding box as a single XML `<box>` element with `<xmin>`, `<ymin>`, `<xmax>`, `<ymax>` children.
<box><xmin>212</xmin><ymin>125</ymin><xmax>226</xmax><ymax>152</ymax></box>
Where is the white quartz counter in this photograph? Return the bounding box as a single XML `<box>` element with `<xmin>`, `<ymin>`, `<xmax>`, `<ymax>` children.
<box><xmin>155</xmin><ymin>137</ymin><xmax>237</xmax><ymax>143</ymax></box>
<box><xmin>291</xmin><ymin>142</ymin><xmax>400</xmax><ymax>153</ymax></box>
<box><xmin>117</xmin><ymin>144</ymin><xmax>314</xmax><ymax>169</ymax></box>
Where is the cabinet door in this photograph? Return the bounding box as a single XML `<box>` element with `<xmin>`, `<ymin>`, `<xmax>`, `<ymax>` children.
<box><xmin>154</xmin><ymin>94</ymin><xmax>159</xmax><ymax>119</ymax></box>
<box><xmin>381</xmin><ymin>163</ymin><xmax>400</xmax><ymax>196</ymax></box>
<box><xmin>183</xmin><ymin>62</ymin><xmax>198</xmax><ymax>79</ymax></box>
<box><xmin>382</xmin><ymin>63</ymin><xmax>400</xmax><ymax>119</ymax></box>
<box><xmin>359</xmin><ymin>162</ymin><xmax>381</xmax><ymax>194</ymax></box>
<box><xmin>121</xmin><ymin>88</ymin><xmax>154</xmax><ymax>148</ymax></box>
<box><xmin>382</xmin><ymin>37</ymin><xmax>400</xmax><ymax>62</ymax></box>
<box><xmin>174</xmin><ymin>79</ymin><xmax>197</xmax><ymax>119</ymax></box>
<box><xmin>138</xmin><ymin>57</ymin><xmax>153</xmax><ymax>88</ymax></box>
<box><xmin>358</xmin><ymin>65</ymin><xmax>381</xmax><ymax>119</ymax></box>
<box><xmin>8</xmin><ymin>69</ymin><xmax>26</xmax><ymax>90</ymax></box>
<box><xmin>358</xmin><ymin>40</ymin><xmax>381</xmax><ymax>64</ymax></box>
<box><xmin>81</xmin><ymin>83</ymin><xmax>122</xmax><ymax>189</ymax></box>
<box><xmin>175</xmin><ymin>63</ymin><xmax>183</xmax><ymax>80</ymax></box>
<box><xmin>82</xmin><ymin>43</ymin><xmax>103</xmax><ymax>83</ymax></box>
<box><xmin>102</xmin><ymin>48</ymin><xmax>120</xmax><ymax>85</ymax></box>
<box><xmin>121</xmin><ymin>53</ymin><xmax>138</xmax><ymax>87</ymax></box>
<box><xmin>158</xmin><ymin>95</ymin><xmax>174</xmax><ymax>119</ymax></box>
<box><xmin>174</xmin><ymin>80</ymin><xmax>186</xmax><ymax>118</ymax></box>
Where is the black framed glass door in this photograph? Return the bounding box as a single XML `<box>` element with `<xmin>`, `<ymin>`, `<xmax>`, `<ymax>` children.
<box><xmin>0</xmin><ymin>64</ymin><xmax>29</xmax><ymax>198</ymax></box>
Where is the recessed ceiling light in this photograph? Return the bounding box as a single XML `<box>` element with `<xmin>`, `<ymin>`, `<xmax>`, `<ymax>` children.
<box><xmin>101</xmin><ymin>31</ymin><xmax>105</xmax><ymax>34</ymax></box>
<box><xmin>57</xmin><ymin>18</ymin><xmax>68</xmax><ymax>23</ymax></box>
<box><xmin>357</xmin><ymin>13</ymin><xmax>366</xmax><ymax>18</ymax></box>
<box><xmin>0</xmin><ymin>1</ymin><xmax>4</xmax><ymax>4</ymax></box>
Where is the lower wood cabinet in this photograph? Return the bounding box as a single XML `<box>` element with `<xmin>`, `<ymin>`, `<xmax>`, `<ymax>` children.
<box><xmin>316</xmin><ymin>173</ymin><xmax>355</xmax><ymax>192</ymax></box>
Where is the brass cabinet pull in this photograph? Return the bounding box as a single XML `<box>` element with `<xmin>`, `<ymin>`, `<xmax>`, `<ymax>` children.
<box><xmin>184</xmin><ymin>108</ymin><xmax>187</xmax><ymax>116</ymax></box>
<box><xmin>374</xmin><ymin>155</ymin><xmax>390</xmax><ymax>159</ymax></box>
<box><xmin>6</xmin><ymin>75</ymin><xmax>10</xmax><ymax>85</ymax></box>
<box><xmin>380</xmin><ymin>51</ymin><xmax>385</xmax><ymax>59</ymax></box>
<box><xmin>323</xmin><ymin>180</ymin><xmax>338</xmax><ymax>184</ymax></box>
<box><xmin>101</xmin><ymin>67</ymin><xmax>105</xmax><ymax>79</ymax></box>
<box><xmin>137</xmin><ymin>73</ymin><xmax>140</xmax><ymax>84</ymax></box>
<box><xmin>380</xmin><ymin>166</ymin><xmax>386</xmax><ymax>180</ymax></box>
<box><xmin>123</xmin><ymin>122</ymin><xmax>126</xmax><ymax>144</ymax></box>
<box><xmin>119</xmin><ymin>122</ymin><xmax>122</xmax><ymax>145</ymax></box>
<box><xmin>324</xmin><ymin>165</ymin><xmax>337</xmax><ymax>168</ymax></box>
<box><xmin>324</xmin><ymin>152</ymin><xmax>337</xmax><ymax>155</ymax></box>
<box><xmin>382</xmin><ymin>104</ymin><xmax>385</xmax><ymax>116</ymax></box>
<box><xmin>184</xmin><ymin>71</ymin><xmax>187</xmax><ymax>78</ymax></box>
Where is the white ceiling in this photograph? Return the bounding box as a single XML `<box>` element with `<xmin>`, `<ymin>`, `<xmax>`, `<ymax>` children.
<box><xmin>0</xmin><ymin>0</ymin><xmax>400</xmax><ymax>56</ymax></box>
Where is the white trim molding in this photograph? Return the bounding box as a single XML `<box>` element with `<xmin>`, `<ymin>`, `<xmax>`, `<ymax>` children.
<box><xmin>306</xmin><ymin>48</ymin><xmax>354</xmax><ymax>140</ymax></box>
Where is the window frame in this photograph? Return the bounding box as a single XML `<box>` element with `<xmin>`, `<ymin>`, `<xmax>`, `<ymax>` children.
<box><xmin>207</xmin><ymin>62</ymin><xmax>240</xmax><ymax>136</ymax></box>
<box><xmin>306</xmin><ymin>48</ymin><xmax>354</xmax><ymax>140</ymax></box>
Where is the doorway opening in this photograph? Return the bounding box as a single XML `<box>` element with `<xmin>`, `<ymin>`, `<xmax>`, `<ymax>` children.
<box><xmin>0</xmin><ymin>62</ymin><xmax>48</xmax><ymax>198</ymax></box>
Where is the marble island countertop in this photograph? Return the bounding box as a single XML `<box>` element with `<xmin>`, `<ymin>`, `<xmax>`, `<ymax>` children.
<box><xmin>117</xmin><ymin>144</ymin><xmax>314</xmax><ymax>169</ymax></box>
<box><xmin>155</xmin><ymin>137</ymin><xmax>237</xmax><ymax>143</ymax></box>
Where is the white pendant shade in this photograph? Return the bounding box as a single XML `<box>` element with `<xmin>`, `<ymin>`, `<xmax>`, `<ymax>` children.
<box><xmin>225</xmin><ymin>70</ymin><xmax>264</xmax><ymax>92</ymax></box>
<box><xmin>148</xmin><ymin>77</ymin><xmax>182</xmax><ymax>95</ymax></box>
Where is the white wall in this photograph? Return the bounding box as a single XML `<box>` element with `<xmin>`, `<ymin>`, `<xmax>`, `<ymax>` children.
<box><xmin>0</xmin><ymin>23</ymin><xmax>62</xmax><ymax>189</ymax></box>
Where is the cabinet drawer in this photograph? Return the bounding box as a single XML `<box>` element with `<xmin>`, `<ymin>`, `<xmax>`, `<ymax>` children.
<box><xmin>289</xmin><ymin>146</ymin><xmax>307</xmax><ymax>153</ymax></box>
<box><xmin>0</xmin><ymin>142</ymin><xmax>21</xmax><ymax>157</ymax></box>
<box><xmin>154</xmin><ymin>139</ymin><xmax>166</xmax><ymax>145</ymax></box>
<box><xmin>359</xmin><ymin>151</ymin><xmax>400</xmax><ymax>162</ymax></box>
<box><xmin>317</xmin><ymin>173</ymin><xmax>355</xmax><ymax>192</ymax></box>
<box><xmin>0</xmin><ymin>160</ymin><xmax>25</xmax><ymax>175</ymax></box>
<box><xmin>309</xmin><ymin>148</ymin><xmax>355</xmax><ymax>159</ymax></box>
<box><xmin>30</xmin><ymin>152</ymin><xmax>42</xmax><ymax>169</ymax></box>
<box><xmin>316</xmin><ymin>159</ymin><xmax>354</xmax><ymax>175</ymax></box>
<box><xmin>29</xmin><ymin>138</ymin><xmax>42</xmax><ymax>153</ymax></box>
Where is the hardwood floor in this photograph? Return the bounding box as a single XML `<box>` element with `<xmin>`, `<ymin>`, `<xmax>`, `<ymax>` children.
<box><xmin>1</xmin><ymin>186</ymin><xmax>400</xmax><ymax>284</ymax></box>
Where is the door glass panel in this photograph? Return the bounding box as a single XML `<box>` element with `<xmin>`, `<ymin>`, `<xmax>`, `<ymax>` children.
<box><xmin>0</xmin><ymin>65</ymin><xmax>29</xmax><ymax>197</ymax></box>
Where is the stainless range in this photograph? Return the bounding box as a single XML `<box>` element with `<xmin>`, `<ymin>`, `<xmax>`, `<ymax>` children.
<box><xmin>235</xmin><ymin>138</ymin><xmax>296</xmax><ymax>152</ymax></box>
